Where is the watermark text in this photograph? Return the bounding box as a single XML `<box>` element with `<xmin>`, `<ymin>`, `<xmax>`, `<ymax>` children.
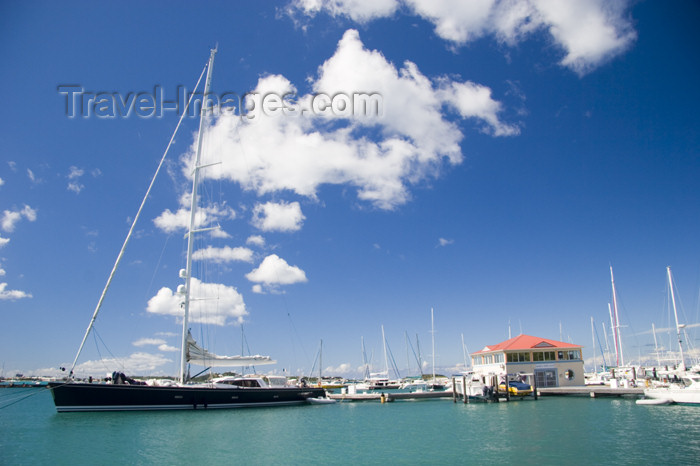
<box><xmin>57</xmin><ymin>85</ymin><xmax>383</xmax><ymax>120</ymax></box>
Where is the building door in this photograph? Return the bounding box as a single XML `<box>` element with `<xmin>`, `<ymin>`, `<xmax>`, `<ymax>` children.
<box><xmin>535</xmin><ymin>369</ymin><xmax>558</xmax><ymax>387</ymax></box>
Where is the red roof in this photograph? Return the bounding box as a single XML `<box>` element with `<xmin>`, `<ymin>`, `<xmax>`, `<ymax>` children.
<box><xmin>474</xmin><ymin>334</ymin><xmax>582</xmax><ymax>354</ymax></box>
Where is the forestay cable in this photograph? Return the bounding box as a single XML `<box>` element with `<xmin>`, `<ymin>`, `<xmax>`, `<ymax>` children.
<box><xmin>68</xmin><ymin>61</ymin><xmax>209</xmax><ymax>377</ymax></box>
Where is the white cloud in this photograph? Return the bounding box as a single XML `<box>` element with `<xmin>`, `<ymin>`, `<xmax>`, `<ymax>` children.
<box><xmin>153</xmin><ymin>203</ymin><xmax>235</xmax><ymax>234</ymax></box>
<box><xmin>0</xmin><ymin>236</ymin><xmax>9</xmax><ymax>248</ymax></box>
<box><xmin>158</xmin><ymin>344</ymin><xmax>179</xmax><ymax>352</ymax></box>
<box><xmin>68</xmin><ymin>166</ymin><xmax>84</xmax><ymax>179</ymax></box>
<box><xmin>146</xmin><ymin>277</ymin><xmax>247</xmax><ymax>326</ymax></box>
<box><xmin>192</xmin><ymin>30</ymin><xmax>515</xmax><ymax>210</ymax></box>
<box><xmin>407</xmin><ymin>0</ymin><xmax>495</xmax><ymax>43</ymax></box>
<box><xmin>530</xmin><ymin>0</ymin><xmax>637</xmax><ymax>75</ymax></box>
<box><xmin>153</xmin><ymin>208</ymin><xmax>192</xmax><ymax>233</ymax></box>
<box><xmin>1</xmin><ymin>205</ymin><xmax>37</xmax><ymax>232</ymax></box>
<box><xmin>21</xmin><ymin>205</ymin><xmax>37</xmax><ymax>222</ymax></box>
<box><xmin>0</xmin><ymin>282</ymin><xmax>32</xmax><ymax>300</ymax></box>
<box><xmin>133</xmin><ymin>338</ymin><xmax>167</xmax><ymax>347</ymax></box>
<box><xmin>2</xmin><ymin>210</ymin><xmax>22</xmax><ymax>232</ymax></box>
<box><xmin>0</xmin><ymin>177</ymin><xmax>4</xmax><ymax>186</ymax></box>
<box><xmin>247</xmin><ymin>235</ymin><xmax>266</xmax><ymax>247</ymax></box>
<box><xmin>132</xmin><ymin>338</ymin><xmax>180</xmax><ymax>353</ymax></box>
<box><xmin>325</xmin><ymin>362</ymin><xmax>354</xmax><ymax>374</ymax></box>
<box><xmin>67</xmin><ymin>182</ymin><xmax>84</xmax><ymax>194</ymax></box>
<box><xmin>246</xmin><ymin>254</ymin><xmax>308</xmax><ymax>287</ymax></box>
<box><xmin>290</xmin><ymin>0</ymin><xmax>636</xmax><ymax>74</ymax></box>
<box><xmin>70</xmin><ymin>352</ymin><xmax>173</xmax><ymax>377</ymax></box>
<box><xmin>437</xmin><ymin>237</ymin><xmax>453</xmax><ymax>247</ymax></box>
<box><xmin>27</xmin><ymin>168</ymin><xmax>40</xmax><ymax>184</ymax></box>
<box><xmin>192</xmin><ymin>245</ymin><xmax>254</xmax><ymax>263</ymax></box>
<box><xmin>67</xmin><ymin>166</ymin><xmax>85</xmax><ymax>193</ymax></box>
<box><xmin>0</xmin><ymin>266</ymin><xmax>5</xmax><ymax>276</ymax></box>
<box><xmin>252</xmin><ymin>201</ymin><xmax>305</xmax><ymax>232</ymax></box>
<box><xmin>438</xmin><ymin>80</ymin><xmax>520</xmax><ymax>136</ymax></box>
<box><xmin>293</xmin><ymin>0</ymin><xmax>399</xmax><ymax>22</ymax></box>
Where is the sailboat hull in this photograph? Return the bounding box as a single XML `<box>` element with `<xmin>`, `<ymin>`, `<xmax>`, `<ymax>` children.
<box><xmin>49</xmin><ymin>382</ymin><xmax>325</xmax><ymax>412</ymax></box>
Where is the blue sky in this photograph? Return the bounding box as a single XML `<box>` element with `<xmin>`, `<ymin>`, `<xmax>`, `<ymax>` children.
<box><xmin>1</xmin><ymin>1</ymin><xmax>699</xmax><ymax>379</ymax></box>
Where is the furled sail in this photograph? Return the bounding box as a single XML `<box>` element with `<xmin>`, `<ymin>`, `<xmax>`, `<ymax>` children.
<box><xmin>186</xmin><ymin>331</ymin><xmax>276</xmax><ymax>367</ymax></box>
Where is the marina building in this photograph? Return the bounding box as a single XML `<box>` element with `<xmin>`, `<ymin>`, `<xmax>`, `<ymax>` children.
<box><xmin>471</xmin><ymin>334</ymin><xmax>584</xmax><ymax>387</ymax></box>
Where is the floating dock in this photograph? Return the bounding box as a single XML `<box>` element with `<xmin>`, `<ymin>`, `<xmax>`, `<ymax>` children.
<box><xmin>537</xmin><ymin>386</ymin><xmax>644</xmax><ymax>398</ymax></box>
<box><xmin>327</xmin><ymin>390</ymin><xmax>453</xmax><ymax>402</ymax></box>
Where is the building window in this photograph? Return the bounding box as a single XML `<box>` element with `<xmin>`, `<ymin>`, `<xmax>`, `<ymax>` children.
<box><xmin>495</xmin><ymin>353</ymin><xmax>504</xmax><ymax>363</ymax></box>
<box><xmin>507</xmin><ymin>352</ymin><xmax>531</xmax><ymax>362</ymax></box>
<box><xmin>533</xmin><ymin>351</ymin><xmax>555</xmax><ymax>361</ymax></box>
<box><xmin>558</xmin><ymin>350</ymin><xmax>581</xmax><ymax>360</ymax></box>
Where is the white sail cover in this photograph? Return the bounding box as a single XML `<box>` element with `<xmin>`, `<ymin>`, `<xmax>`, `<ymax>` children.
<box><xmin>186</xmin><ymin>331</ymin><xmax>276</xmax><ymax>367</ymax></box>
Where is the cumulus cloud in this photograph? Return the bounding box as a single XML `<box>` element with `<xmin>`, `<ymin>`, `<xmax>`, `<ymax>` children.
<box><xmin>133</xmin><ymin>338</ymin><xmax>180</xmax><ymax>352</ymax></box>
<box><xmin>0</xmin><ymin>282</ymin><xmax>32</xmax><ymax>300</ymax></box>
<box><xmin>252</xmin><ymin>201</ymin><xmax>305</xmax><ymax>232</ymax></box>
<box><xmin>153</xmin><ymin>198</ymin><xmax>235</xmax><ymax>234</ymax></box>
<box><xmin>290</xmin><ymin>0</ymin><xmax>636</xmax><ymax>74</ymax></box>
<box><xmin>133</xmin><ymin>338</ymin><xmax>167</xmax><ymax>347</ymax></box>
<box><xmin>1</xmin><ymin>205</ymin><xmax>37</xmax><ymax>232</ymax></box>
<box><xmin>292</xmin><ymin>0</ymin><xmax>399</xmax><ymax>22</ymax></box>
<box><xmin>146</xmin><ymin>277</ymin><xmax>247</xmax><ymax>326</ymax></box>
<box><xmin>190</xmin><ymin>30</ymin><xmax>515</xmax><ymax>210</ymax></box>
<box><xmin>246</xmin><ymin>254</ymin><xmax>308</xmax><ymax>290</ymax></box>
<box><xmin>325</xmin><ymin>362</ymin><xmax>354</xmax><ymax>374</ymax></box>
<box><xmin>0</xmin><ymin>236</ymin><xmax>9</xmax><ymax>248</ymax></box>
<box><xmin>247</xmin><ymin>235</ymin><xmax>266</xmax><ymax>247</ymax></box>
<box><xmin>70</xmin><ymin>352</ymin><xmax>173</xmax><ymax>377</ymax></box>
<box><xmin>192</xmin><ymin>245</ymin><xmax>254</xmax><ymax>263</ymax></box>
<box><xmin>437</xmin><ymin>80</ymin><xmax>519</xmax><ymax>136</ymax></box>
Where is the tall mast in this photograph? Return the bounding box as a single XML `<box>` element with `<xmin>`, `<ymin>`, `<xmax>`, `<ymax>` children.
<box><xmin>404</xmin><ymin>331</ymin><xmax>411</xmax><ymax>375</ymax></box>
<box><xmin>610</xmin><ymin>266</ymin><xmax>624</xmax><ymax>366</ymax></box>
<box><xmin>319</xmin><ymin>339</ymin><xmax>323</xmax><ymax>382</ymax></box>
<box><xmin>461</xmin><ymin>333</ymin><xmax>469</xmax><ymax>370</ymax></box>
<box><xmin>667</xmin><ymin>266</ymin><xmax>686</xmax><ymax>371</ymax></box>
<box><xmin>591</xmin><ymin>317</ymin><xmax>597</xmax><ymax>373</ymax></box>
<box><xmin>652</xmin><ymin>323</ymin><xmax>661</xmax><ymax>367</ymax></box>
<box><xmin>179</xmin><ymin>48</ymin><xmax>217</xmax><ymax>384</ymax></box>
<box><xmin>381</xmin><ymin>325</ymin><xmax>389</xmax><ymax>376</ymax></box>
<box><xmin>68</xmin><ymin>58</ymin><xmax>209</xmax><ymax>378</ymax></box>
<box><xmin>608</xmin><ymin>304</ymin><xmax>619</xmax><ymax>366</ymax></box>
<box><xmin>431</xmin><ymin>308</ymin><xmax>436</xmax><ymax>382</ymax></box>
<box><xmin>361</xmin><ymin>337</ymin><xmax>369</xmax><ymax>380</ymax></box>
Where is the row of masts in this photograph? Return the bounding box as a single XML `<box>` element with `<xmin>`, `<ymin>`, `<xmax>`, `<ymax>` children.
<box><xmin>591</xmin><ymin>265</ymin><xmax>690</xmax><ymax>373</ymax></box>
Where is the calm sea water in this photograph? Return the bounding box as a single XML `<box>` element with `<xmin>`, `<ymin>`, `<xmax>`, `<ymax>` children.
<box><xmin>1</xmin><ymin>388</ymin><xmax>699</xmax><ymax>465</ymax></box>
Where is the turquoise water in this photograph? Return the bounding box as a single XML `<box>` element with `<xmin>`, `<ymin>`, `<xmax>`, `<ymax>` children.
<box><xmin>2</xmin><ymin>388</ymin><xmax>699</xmax><ymax>465</ymax></box>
